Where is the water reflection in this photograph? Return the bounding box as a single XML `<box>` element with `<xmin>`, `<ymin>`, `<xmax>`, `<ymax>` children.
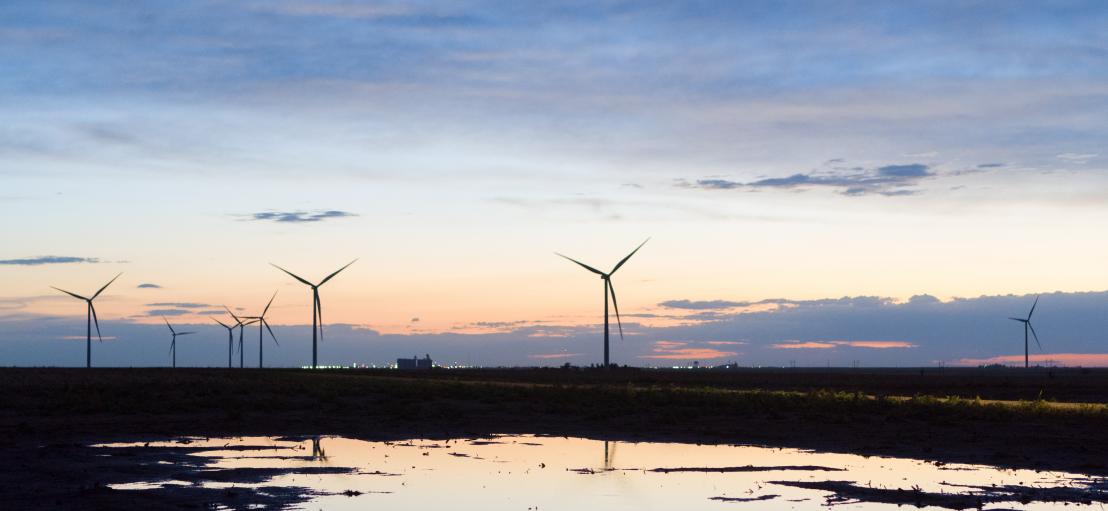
<box><xmin>94</xmin><ymin>435</ymin><xmax>1107</xmax><ymax>510</ymax></box>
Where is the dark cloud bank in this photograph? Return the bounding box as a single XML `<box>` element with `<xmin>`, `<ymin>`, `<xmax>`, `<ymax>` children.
<box><xmin>3</xmin><ymin>290</ymin><xmax>1108</xmax><ymax>367</ymax></box>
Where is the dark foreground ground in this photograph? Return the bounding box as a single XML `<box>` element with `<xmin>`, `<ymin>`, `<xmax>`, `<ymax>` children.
<box><xmin>2</xmin><ymin>367</ymin><xmax>1107</xmax><ymax>509</ymax></box>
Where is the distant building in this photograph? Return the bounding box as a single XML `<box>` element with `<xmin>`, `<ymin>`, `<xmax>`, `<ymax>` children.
<box><xmin>397</xmin><ymin>354</ymin><xmax>433</xmax><ymax>369</ymax></box>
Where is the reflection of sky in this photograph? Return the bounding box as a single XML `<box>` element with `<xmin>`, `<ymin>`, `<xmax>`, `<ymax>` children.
<box><xmin>101</xmin><ymin>435</ymin><xmax>1097</xmax><ymax>510</ymax></box>
<box><xmin>3</xmin><ymin>2</ymin><xmax>1108</xmax><ymax>365</ymax></box>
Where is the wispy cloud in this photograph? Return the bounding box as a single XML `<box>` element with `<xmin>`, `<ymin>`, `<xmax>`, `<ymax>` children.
<box><xmin>247</xmin><ymin>210</ymin><xmax>357</xmax><ymax>223</ymax></box>
<box><xmin>770</xmin><ymin>340</ymin><xmax>916</xmax><ymax>350</ymax></box>
<box><xmin>0</xmin><ymin>256</ymin><xmax>101</xmax><ymax>266</ymax></box>
<box><xmin>146</xmin><ymin>302</ymin><xmax>210</xmax><ymax>309</ymax></box>
<box><xmin>137</xmin><ymin>283</ymin><xmax>162</xmax><ymax>289</ymax></box>
<box><xmin>638</xmin><ymin>340</ymin><xmax>739</xmax><ymax>360</ymax></box>
<box><xmin>659</xmin><ymin>299</ymin><xmax>748</xmax><ymax>310</ymax></box>
<box><xmin>951</xmin><ymin>353</ymin><xmax>1108</xmax><ymax>367</ymax></box>
<box><xmin>1057</xmin><ymin>153</ymin><xmax>1098</xmax><ymax>164</ymax></box>
<box><xmin>682</xmin><ymin>163</ymin><xmax>934</xmax><ymax>197</ymax></box>
<box><xmin>528</xmin><ymin>352</ymin><xmax>582</xmax><ymax>360</ymax></box>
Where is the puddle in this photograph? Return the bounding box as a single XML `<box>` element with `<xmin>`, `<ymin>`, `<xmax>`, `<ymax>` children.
<box><xmin>92</xmin><ymin>435</ymin><xmax>1108</xmax><ymax>510</ymax></box>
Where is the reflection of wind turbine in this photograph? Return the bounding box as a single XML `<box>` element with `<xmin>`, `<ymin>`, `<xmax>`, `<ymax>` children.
<box><xmin>223</xmin><ymin>306</ymin><xmax>257</xmax><ymax>368</ymax></box>
<box><xmin>556</xmin><ymin>239</ymin><xmax>648</xmax><ymax>367</ymax></box>
<box><xmin>244</xmin><ymin>292</ymin><xmax>279</xmax><ymax>368</ymax></box>
<box><xmin>1008</xmin><ymin>296</ymin><xmax>1042</xmax><ymax>368</ymax></box>
<box><xmin>311</xmin><ymin>436</ymin><xmax>327</xmax><ymax>461</ymax></box>
<box><xmin>270</xmin><ymin>259</ymin><xmax>357</xmax><ymax>369</ymax></box>
<box><xmin>603</xmin><ymin>440</ymin><xmax>618</xmax><ymax>470</ymax></box>
<box><xmin>163</xmin><ymin>318</ymin><xmax>194</xmax><ymax>369</ymax></box>
<box><xmin>211</xmin><ymin>318</ymin><xmax>236</xmax><ymax>368</ymax></box>
<box><xmin>51</xmin><ymin>273</ymin><xmax>122</xmax><ymax>368</ymax></box>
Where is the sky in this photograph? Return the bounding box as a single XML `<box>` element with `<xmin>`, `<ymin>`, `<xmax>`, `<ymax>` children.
<box><xmin>2</xmin><ymin>1</ymin><xmax>1108</xmax><ymax>367</ymax></box>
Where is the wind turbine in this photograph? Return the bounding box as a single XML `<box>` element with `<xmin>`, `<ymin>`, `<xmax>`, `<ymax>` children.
<box><xmin>244</xmin><ymin>291</ymin><xmax>279</xmax><ymax>368</ymax></box>
<box><xmin>270</xmin><ymin>259</ymin><xmax>357</xmax><ymax>369</ymax></box>
<box><xmin>211</xmin><ymin>317</ymin><xmax>236</xmax><ymax>368</ymax></box>
<box><xmin>223</xmin><ymin>306</ymin><xmax>257</xmax><ymax>368</ymax></box>
<box><xmin>163</xmin><ymin>317</ymin><xmax>194</xmax><ymax>369</ymax></box>
<box><xmin>50</xmin><ymin>273</ymin><xmax>122</xmax><ymax>368</ymax></box>
<box><xmin>1008</xmin><ymin>296</ymin><xmax>1042</xmax><ymax>368</ymax></box>
<box><xmin>556</xmin><ymin>239</ymin><xmax>649</xmax><ymax>368</ymax></box>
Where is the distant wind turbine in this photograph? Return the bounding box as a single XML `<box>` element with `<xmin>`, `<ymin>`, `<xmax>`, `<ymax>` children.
<box><xmin>244</xmin><ymin>291</ymin><xmax>279</xmax><ymax>368</ymax></box>
<box><xmin>1008</xmin><ymin>296</ymin><xmax>1042</xmax><ymax>368</ymax></box>
<box><xmin>223</xmin><ymin>306</ymin><xmax>257</xmax><ymax>368</ymax></box>
<box><xmin>556</xmin><ymin>239</ymin><xmax>649</xmax><ymax>368</ymax></box>
<box><xmin>211</xmin><ymin>317</ymin><xmax>236</xmax><ymax>368</ymax></box>
<box><xmin>50</xmin><ymin>273</ymin><xmax>122</xmax><ymax>368</ymax></box>
<box><xmin>163</xmin><ymin>317</ymin><xmax>194</xmax><ymax>369</ymax></box>
<box><xmin>270</xmin><ymin>259</ymin><xmax>357</xmax><ymax>369</ymax></box>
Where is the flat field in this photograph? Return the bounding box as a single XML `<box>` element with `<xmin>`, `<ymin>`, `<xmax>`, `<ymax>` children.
<box><xmin>2</xmin><ymin>367</ymin><xmax>1106</xmax><ymax>470</ymax></box>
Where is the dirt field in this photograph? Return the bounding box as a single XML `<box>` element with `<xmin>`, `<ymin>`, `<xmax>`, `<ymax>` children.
<box><xmin>2</xmin><ymin>367</ymin><xmax>1107</xmax><ymax>508</ymax></box>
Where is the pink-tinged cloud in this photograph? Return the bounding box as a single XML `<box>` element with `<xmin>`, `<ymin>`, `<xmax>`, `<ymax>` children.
<box><xmin>639</xmin><ymin>348</ymin><xmax>740</xmax><ymax>360</ymax></box>
<box><xmin>705</xmin><ymin>340</ymin><xmax>745</xmax><ymax>345</ymax></box>
<box><xmin>639</xmin><ymin>340</ymin><xmax>739</xmax><ymax>360</ymax></box>
<box><xmin>528</xmin><ymin>352</ymin><xmax>582</xmax><ymax>360</ymax></box>
<box><xmin>772</xmin><ymin>341</ymin><xmax>837</xmax><ymax>349</ymax></box>
<box><xmin>839</xmin><ymin>341</ymin><xmax>916</xmax><ymax>349</ymax></box>
<box><xmin>59</xmin><ymin>335</ymin><xmax>117</xmax><ymax>341</ymax></box>
<box><xmin>951</xmin><ymin>353</ymin><xmax>1108</xmax><ymax>367</ymax></box>
<box><xmin>770</xmin><ymin>340</ymin><xmax>916</xmax><ymax>350</ymax></box>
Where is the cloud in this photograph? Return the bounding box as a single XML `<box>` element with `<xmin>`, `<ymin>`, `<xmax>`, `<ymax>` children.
<box><xmin>1057</xmin><ymin>153</ymin><xmax>1098</xmax><ymax>163</ymax></box>
<box><xmin>146</xmin><ymin>309</ymin><xmax>190</xmax><ymax>317</ymax></box>
<box><xmin>528</xmin><ymin>352</ymin><xmax>582</xmax><ymax>360</ymax></box>
<box><xmin>685</xmin><ymin>163</ymin><xmax>934</xmax><ymax>196</ymax></box>
<box><xmin>772</xmin><ymin>341</ymin><xmax>837</xmax><ymax>349</ymax></box>
<box><xmin>146</xmin><ymin>302</ymin><xmax>210</xmax><ymax>308</ymax></box>
<box><xmin>658</xmin><ymin>299</ymin><xmax>748</xmax><ymax>310</ymax></box>
<box><xmin>951</xmin><ymin>353</ymin><xmax>1108</xmax><ymax>367</ymax></box>
<box><xmin>977</xmin><ymin>163</ymin><xmax>1005</xmax><ymax>169</ymax></box>
<box><xmin>411</xmin><ymin>317</ymin><xmax>420</xmax><ymax>323</ymax></box>
<box><xmin>770</xmin><ymin>340</ymin><xmax>916</xmax><ymax>350</ymax></box>
<box><xmin>137</xmin><ymin>283</ymin><xmax>162</xmax><ymax>289</ymax></box>
<box><xmin>247</xmin><ymin>210</ymin><xmax>357</xmax><ymax>223</ymax></box>
<box><xmin>638</xmin><ymin>340</ymin><xmax>739</xmax><ymax>360</ymax></box>
<box><xmin>0</xmin><ymin>256</ymin><xmax>101</xmax><ymax>266</ymax></box>
<box><xmin>257</xmin><ymin>2</ymin><xmax>415</xmax><ymax>19</ymax></box>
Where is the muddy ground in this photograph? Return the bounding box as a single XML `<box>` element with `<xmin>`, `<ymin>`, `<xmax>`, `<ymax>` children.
<box><xmin>2</xmin><ymin>367</ymin><xmax>1107</xmax><ymax>509</ymax></box>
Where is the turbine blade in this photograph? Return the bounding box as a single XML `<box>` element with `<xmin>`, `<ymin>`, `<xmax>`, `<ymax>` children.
<box><xmin>1008</xmin><ymin>317</ymin><xmax>1027</xmax><ymax>322</ymax></box>
<box><xmin>270</xmin><ymin>263</ymin><xmax>314</xmax><ymax>287</ymax></box>
<box><xmin>223</xmin><ymin>305</ymin><xmax>243</xmax><ymax>324</ymax></box>
<box><xmin>90</xmin><ymin>304</ymin><xmax>103</xmax><ymax>342</ymax></box>
<box><xmin>555</xmin><ymin>253</ymin><xmax>605</xmax><ymax>276</ymax></box>
<box><xmin>178</xmin><ymin>332</ymin><xmax>195</xmax><ymax>336</ymax></box>
<box><xmin>92</xmin><ymin>272</ymin><xmax>123</xmax><ymax>299</ymax></box>
<box><xmin>51</xmin><ymin>286</ymin><xmax>88</xmax><ymax>301</ymax></box>
<box><xmin>261</xmin><ymin>291</ymin><xmax>278</xmax><ymax>317</ymax></box>
<box><xmin>1028</xmin><ymin>295</ymin><xmax>1039</xmax><ymax>319</ymax></box>
<box><xmin>1028</xmin><ymin>322</ymin><xmax>1042</xmax><ymax>351</ymax></box>
<box><xmin>315</xmin><ymin>293</ymin><xmax>324</xmax><ymax>341</ymax></box>
<box><xmin>610</xmin><ymin>238</ymin><xmax>650</xmax><ymax>274</ymax></box>
<box><xmin>264</xmin><ymin>320</ymin><xmax>279</xmax><ymax>346</ymax></box>
<box><xmin>608</xmin><ymin>280</ymin><xmax>624</xmax><ymax>340</ymax></box>
<box><xmin>210</xmin><ymin>317</ymin><xmax>229</xmax><ymax>328</ymax></box>
<box><xmin>163</xmin><ymin>316</ymin><xmax>175</xmax><ymax>334</ymax></box>
<box><xmin>170</xmin><ymin>339</ymin><xmax>175</xmax><ymax>356</ymax></box>
<box><xmin>319</xmin><ymin>258</ymin><xmax>358</xmax><ymax>286</ymax></box>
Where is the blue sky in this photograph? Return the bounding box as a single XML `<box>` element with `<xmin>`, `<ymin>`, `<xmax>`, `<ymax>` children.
<box><xmin>2</xmin><ymin>1</ymin><xmax>1108</xmax><ymax>366</ymax></box>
